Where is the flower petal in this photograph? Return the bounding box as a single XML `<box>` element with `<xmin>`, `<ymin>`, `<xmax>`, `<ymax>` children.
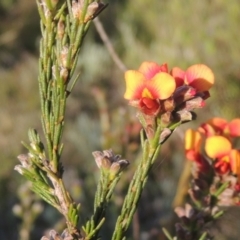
<box><xmin>185</xmin><ymin>129</ymin><xmax>202</xmax><ymax>161</ymax></box>
<box><xmin>139</xmin><ymin>98</ymin><xmax>160</xmax><ymax>115</ymax></box>
<box><xmin>138</xmin><ymin>61</ymin><xmax>168</xmax><ymax>80</ymax></box>
<box><xmin>214</xmin><ymin>159</ymin><xmax>230</xmax><ymax>174</ymax></box>
<box><xmin>225</xmin><ymin>118</ymin><xmax>240</xmax><ymax>137</ymax></box>
<box><xmin>199</xmin><ymin>117</ymin><xmax>228</xmax><ymax>136</ymax></box>
<box><xmin>185</xmin><ymin>64</ymin><xmax>214</xmax><ymax>91</ymax></box>
<box><xmin>124</xmin><ymin>70</ymin><xmax>145</xmax><ymax>100</ymax></box>
<box><xmin>185</xmin><ymin>129</ymin><xmax>202</xmax><ymax>151</ymax></box>
<box><xmin>205</xmin><ymin>136</ymin><xmax>231</xmax><ymax>159</ymax></box>
<box><xmin>229</xmin><ymin>149</ymin><xmax>240</xmax><ymax>175</ymax></box>
<box><xmin>198</xmin><ymin>123</ymin><xmax>216</xmax><ymax>137</ymax></box>
<box><xmin>207</xmin><ymin>117</ymin><xmax>228</xmax><ymax>131</ymax></box>
<box><xmin>171</xmin><ymin>67</ymin><xmax>185</xmax><ymax>87</ymax></box>
<box><xmin>148</xmin><ymin>72</ymin><xmax>176</xmax><ymax>99</ymax></box>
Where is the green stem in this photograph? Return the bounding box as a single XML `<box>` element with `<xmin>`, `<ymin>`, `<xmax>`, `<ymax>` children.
<box><xmin>112</xmin><ymin>132</ymin><xmax>161</xmax><ymax>240</ymax></box>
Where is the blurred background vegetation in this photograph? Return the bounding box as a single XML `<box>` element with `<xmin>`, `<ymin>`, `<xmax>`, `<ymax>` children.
<box><xmin>0</xmin><ymin>0</ymin><xmax>240</xmax><ymax>239</ymax></box>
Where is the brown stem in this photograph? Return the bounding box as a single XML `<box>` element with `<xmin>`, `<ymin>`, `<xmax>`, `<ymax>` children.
<box><xmin>93</xmin><ymin>17</ymin><xmax>127</xmax><ymax>72</ymax></box>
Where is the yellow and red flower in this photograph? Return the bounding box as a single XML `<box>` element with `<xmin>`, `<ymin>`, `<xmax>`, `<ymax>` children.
<box><xmin>124</xmin><ymin>62</ymin><xmax>215</xmax><ymax>116</ymax></box>
<box><xmin>124</xmin><ymin>61</ymin><xmax>176</xmax><ymax>115</ymax></box>
<box><xmin>198</xmin><ymin>117</ymin><xmax>228</xmax><ymax>137</ymax></box>
<box><xmin>185</xmin><ymin>118</ymin><xmax>240</xmax><ymax>179</ymax></box>
<box><xmin>205</xmin><ymin>135</ymin><xmax>240</xmax><ymax>178</ymax></box>
<box><xmin>171</xmin><ymin>64</ymin><xmax>215</xmax><ymax>92</ymax></box>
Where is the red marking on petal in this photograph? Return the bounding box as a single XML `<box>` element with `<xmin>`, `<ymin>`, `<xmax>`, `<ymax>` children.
<box><xmin>160</xmin><ymin>63</ymin><xmax>168</xmax><ymax>72</ymax></box>
<box><xmin>185</xmin><ymin>64</ymin><xmax>214</xmax><ymax>91</ymax></box>
<box><xmin>235</xmin><ymin>183</ymin><xmax>240</xmax><ymax>192</ymax></box>
<box><xmin>171</xmin><ymin>67</ymin><xmax>185</xmax><ymax>87</ymax></box>
<box><xmin>200</xmin><ymin>100</ymin><xmax>206</xmax><ymax>107</ymax></box>
<box><xmin>198</xmin><ymin>123</ymin><xmax>216</xmax><ymax>137</ymax></box>
<box><xmin>214</xmin><ymin>159</ymin><xmax>230</xmax><ymax>174</ymax></box>
<box><xmin>139</xmin><ymin>98</ymin><xmax>160</xmax><ymax>115</ymax></box>
<box><xmin>195</xmin><ymin>155</ymin><xmax>211</xmax><ymax>173</ymax></box>
<box><xmin>185</xmin><ymin>149</ymin><xmax>199</xmax><ymax>161</ymax></box>
<box><xmin>189</xmin><ymin>88</ymin><xmax>197</xmax><ymax>96</ymax></box>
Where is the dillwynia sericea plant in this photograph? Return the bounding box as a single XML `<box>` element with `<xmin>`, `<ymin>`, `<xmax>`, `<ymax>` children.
<box><xmin>14</xmin><ymin>0</ymin><xmax>240</xmax><ymax>240</ymax></box>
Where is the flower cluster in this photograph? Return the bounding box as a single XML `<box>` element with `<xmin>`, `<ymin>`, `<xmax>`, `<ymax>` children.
<box><xmin>173</xmin><ymin>118</ymin><xmax>240</xmax><ymax>239</ymax></box>
<box><xmin>92</xmin><ymin>149</ymin><xmax>129</xmax><ymax>179</ymax></box>
<box><xmin>72</xmin><ymin>0</ymin><xmax>107</xmax><ymax>23</ymax></box>
<box><xmin>185</xmin><ymin>117</ymin><xmax>240</xmax><ymax>190</ymax></box>
<box><xmin>41</xmin><ymin>229</ymin><xmax>73</xmax><ymax>240</ymax></box>
<box><xmin>124</xmin><ymin>61</ymin><xmax>214</xmax><ymax>124</ymax></box>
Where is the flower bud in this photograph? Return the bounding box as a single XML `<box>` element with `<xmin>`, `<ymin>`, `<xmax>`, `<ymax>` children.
<box><xmin>14</xmin><ymin>165</ymin><xmax>25</xmax><ymax>175</ymax></box>
<box><xmin>17</xmin><ymin>154</ymin><xmax>31</xmax><ymax>168</ymax></box>
<box><xmin>177</xmin><ymin>97</ymin><xmax>205</xmax><ymax>112</ymax></box>
<box><xmin>57</xmin><ymin>18</ymin><xmax>65</xmax><ymax>39</ymax></box>
<box><xmin>60</xmin><ymin>46</ymin><xmax>69</xmax><ymax>68</ymax></box>
<box><xmin>84</xmin><ymin>2</ymin><xmax>107</xmax><ymax>23</ymax></box>
<box><xmin>92</xmin><ymin>151</ymin><xmax>110</xmax><ymax>169</ymax></box>
<box><xmin>72</xmin><ymin>0</ymin><xmax>107</xmax><ymax>23</ymax></box>
<box><xmin>60</xmin><ymin>67</ymin><xmax>69</xmax><ymax>83</ymax></box>
<box><xmin>12</xmin><ymin>204</ymin><xmax>23</xmax><ymax>217</ymax></box>
<box><xmin>159</xmin><ymin>128</ymin><xmax>172</xmax><ymax>144</ymax></box>
<box><xmin>110</xmin><ymin>159</ymin><xmax>129</xmax><ymax>176</ymax></box>
<box><xmin>160</xmin><ymin>97</ymin><xmax>175</xmax><ymax>112</ymax></box>
<box><xmin>173</xmin><ymin>85</ymin><xmax>197</xmax><ymax>103</ymax></box>
<box><xmin>160</xmin><ymin>111</ymin><xmax>172</xmax><ymax>126</ymax></box>
<box><xmin>92</xmin><ymin>149</ymin><xmax>129</xmax><ymax>177</ymax></box>
<box><xmin>175</xmin><ymin>110</ymin><xmax>195</xmax><ymax>123</ymax></box>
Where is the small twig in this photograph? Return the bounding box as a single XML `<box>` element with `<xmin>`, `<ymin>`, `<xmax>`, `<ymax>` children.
<box><xmin>93</xmin><ymin>17</ymin><xmax>127</xmax><ymax>72</ymax></box>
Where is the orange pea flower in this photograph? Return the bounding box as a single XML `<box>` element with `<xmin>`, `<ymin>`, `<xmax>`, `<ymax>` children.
<box><xmin>205</xmin><ymin>136</ymin><xmax>234</xmax><ymax>175</ymax></box>
<box><xmin>199</xmin><ymin>118</ymin><xmax>240</xmax><ymax>139</ymax></box>
<box><xmin>185</xmin><ymin>129</ymin><xmax>202</xmax><ymax>161</ymax></box>
<box><xmin>171</xmin><ymin>64</ymin><xmax>214</xmax><ymax>92</ymax></box>
<box><xmin>198</xmin><ymin>117</ymin><xmax>228</xmax><ymax>137</ymax></box>
<box><xmin>185</xmin><ymin>117</ymin><xmax>240</xmax><ymax>180</ymax></box>
<box><xmin>124</xmin><ymin>61</ymin><xmax>176</xmax><ymax>115</ymax></box>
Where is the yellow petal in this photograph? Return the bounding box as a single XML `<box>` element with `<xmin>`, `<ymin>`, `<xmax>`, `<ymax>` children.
<box><xmin>185</xmin><ymin>129</ymin><xmax>202</xmax><ymax>151</ymax></box>
<box><xmin>230</xmin><ymin>149</ymin><xmax>240</xmax><ymax>175</ymax></box>
<box><xmin>149</xmin><ymin>72</ymin><xmax>176</xmax><ymax>99</ymax></box>
<box><xmin>205</xmin><ymin>136</ymin><xmax>231</xmax><ymax>159</ymax></box>
<box><xmin>124</xmin><ymin>70</ymin><xmax>145</xmax><ymax>100</ymax></box>
<box><xmin>185</xmin><ymin>64</ymin><xmax>214</xmax><ymax>91</ymax></box>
